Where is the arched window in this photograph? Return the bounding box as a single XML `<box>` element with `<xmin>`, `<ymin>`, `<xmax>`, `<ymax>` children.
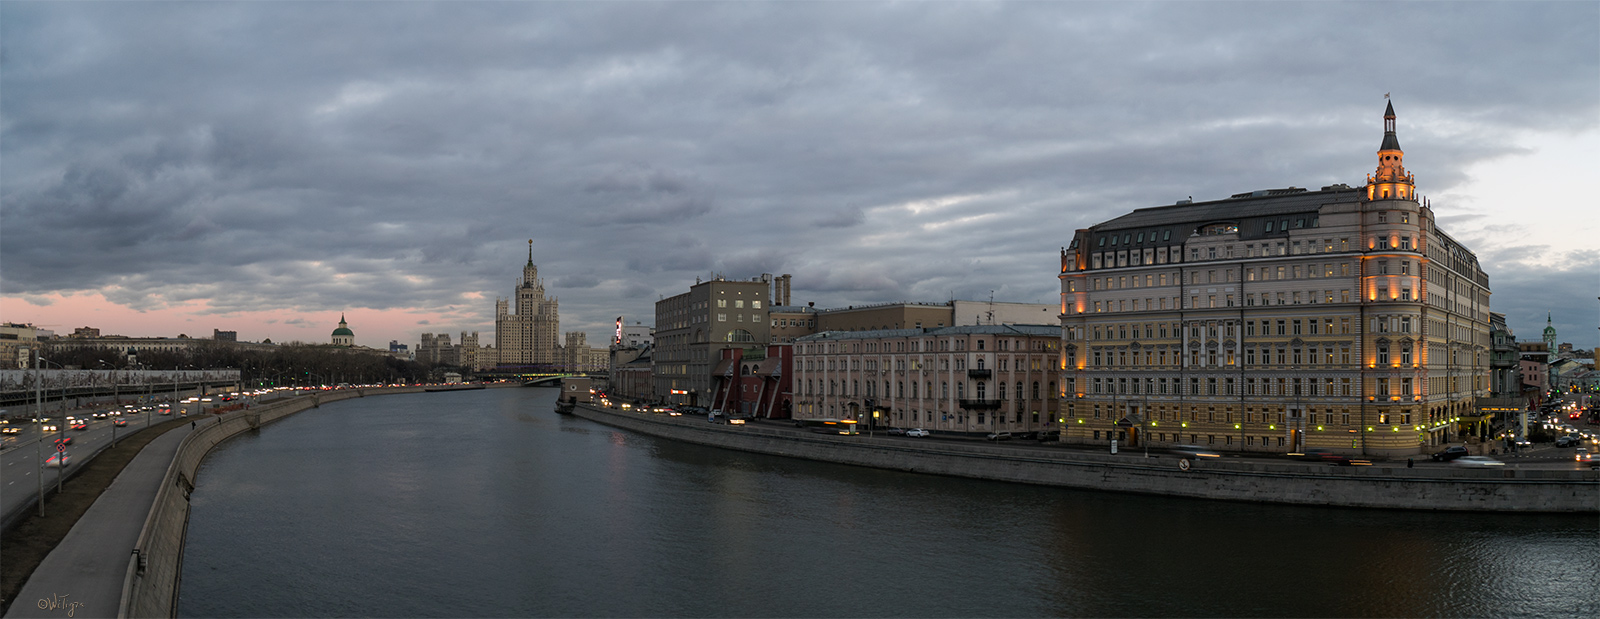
<box><xmin>1017</xmin><ymin>381</ymin><xmax>1025</xmax><ymax>400</ymax></box>
<box><xmin>725</xmin><ymin>329</ymin><xmax>755</xmax><ymax>342</ymax></box>
<box><xmin>1032</xmin><ymin>382</ymin><xmax>1041</xmax><ymax>400</ymax></box>
<box><xmin>977</xmin><ymin>357</ymin><xmax>985</xmax><ymax>369</ymax></box>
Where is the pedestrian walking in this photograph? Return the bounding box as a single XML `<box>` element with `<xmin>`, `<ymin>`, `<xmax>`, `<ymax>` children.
<box><xmin>190</xmin><ymin>420</ymin><xmax>195</xmax><ymax>429</ymax></box>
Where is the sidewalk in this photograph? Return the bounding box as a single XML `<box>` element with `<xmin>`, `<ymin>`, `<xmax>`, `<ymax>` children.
<box><xmin>5</xmin><ymin>425</ymin><xmax>193</xmax><ymax>619</ymax></box>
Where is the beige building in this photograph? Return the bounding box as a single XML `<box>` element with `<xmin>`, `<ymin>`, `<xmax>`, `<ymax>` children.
<box><xmin>816</xmin><ymin>303</ymin><xmax>953</xmax><ymax>332</ymax></box>
<box><xmin>794</xmin><ymin>325</ymin><xmax>1062</xmax><ymax>435</ymax></box>
<box><xmin>1</xmin><ymin>323</ymin><xmax>41</xmax><ymax>369</ymax></box>
<box><xmin>769</xmin><ymin>306</ymin><xmax>818</xmax><ymax>343</ymax></box>
<box><xmin>496</xmin><ymin>242</ymin><xmax>561</xmax><ymax>369</ymax></box>
<box><xmin>654</xmin><ymin>276</ymin><xmax>773</xmax><ymax>406</ymax></box>
<box><xmin>1059</xmin><ymin>102</ymin><xmax>1489</xmax><ymax>458</ymax></box>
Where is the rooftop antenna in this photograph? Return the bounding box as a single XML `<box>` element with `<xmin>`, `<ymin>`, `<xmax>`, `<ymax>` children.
<box><xmin>987</xmin><ymin>290</ymin><xmax>995</xmax><ymax>325</ymax></box>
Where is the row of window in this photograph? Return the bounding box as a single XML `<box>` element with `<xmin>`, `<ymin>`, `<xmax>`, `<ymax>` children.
<box><xmin>801</xmin><ymin>379</ymin><xmax>1055</xmax><ymax>401</ymax></box>
<box><xmin>801</xmin><ymin>355</ymin><xmax>1051</xmax><ymax>372</ymax></box>
<box><xmin>799</xmin><ymin>338</ymin><xmax>1057</xmax><ymax>355</ymax></box>
<box><xmin>1087</xmin><ymin>376</ymin><xmax>1412</xmax><ymax>398</ymax></box>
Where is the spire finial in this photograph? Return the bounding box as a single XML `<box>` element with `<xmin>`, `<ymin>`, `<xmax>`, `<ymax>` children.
<box><xmin>527</xmin><ymin>239</ymin><xmax>533</xmax><ymax>265</ymax></box>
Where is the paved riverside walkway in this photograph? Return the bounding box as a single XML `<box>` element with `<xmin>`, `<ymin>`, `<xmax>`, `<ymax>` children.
<box><xmin>6</xmin><ymin>424</ymin><xmax>194</xmax><ymax>619</ymax></box>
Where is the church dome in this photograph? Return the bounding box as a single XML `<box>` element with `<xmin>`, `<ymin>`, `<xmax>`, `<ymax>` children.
<box><xmin>333</xmin><ymin>326</ymin><xmax>354</xmax><ymax>336</ymax></box>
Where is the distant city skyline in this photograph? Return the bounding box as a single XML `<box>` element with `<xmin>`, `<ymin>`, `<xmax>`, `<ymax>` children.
<box><xmin>2</xmin><ymin>2</ymin><xmax>1596</xmax><ymax>349</ymax></box>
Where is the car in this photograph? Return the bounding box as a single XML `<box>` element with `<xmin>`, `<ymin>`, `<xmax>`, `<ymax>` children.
<box><xmin>113</xmin><ymin>419</ymin><xmax>128</xmax><ymax>427</ymax></box>
<box><xmin>905</xmin><ymin>428</ymin><xmax>931</xmax><ymax>437</ymax></box>
<box><xmin>1452</xmin><ymin>456</ymin><xmax>1506</xmax><ymax>467</ymax></box>
<box><xmin>728</xmin><ymin>418</ymin><xmax>746</xmax><ymax>425</ymax></box>
<box><xmin>91</xmin><ymin>412</ymin><xmax>107</xmax><ymax>419</ymax></box>
<box><xmin>1554</xmin><ymin>436</ymin><xmax>1579</xmax><ymax>448</ymax></box>
<box><xmin>45</xmin><ymin>453</ymin><xmax>71</xmax><ymax>468</ymax></box>
<box><xmin>1036</xmin><ymin>431</ymin><xmax>1060</xmax><ymax>442</ymax></box>
<box><xmin>1430</xmin><ymin>445</ymin><xmax>1470</xmax><ymax>462</ymax></box>
<box><xmin>41</xmin><ymin>424</ymin><xmax>58</xmax><ymax>432</ymax></box>
<box><xmin>71</xmin><ymin>423</ymin><xmax>88</xmax><ymax>431</ymax></box>
<box><xmin>886</xmin><ymin>427</ymin><xmax>907</xmax><ymax>436</ymax></box>
<box><xmin>1</xmin><ymin>427</ymin><xmax>20</xmax><ymax>435</ymax></box>
<box><xmin>985</xmin><ymin>432</ymin><xmax>1012</xmax><ymax>441</ymax></box>
<box><xmin>54</xmin><ymin>437</ymin><xmax>73</xmax><ymax>446</ymax></box>
<box><xmin>1575</xmin><ymin>447</ymin><xmax>1591</xmax><ymax>463</ymax></box>
<box><xmin>1172</xmin><ymin>444</ymin><xmax>1221</xmax><ymax>459</ymax></box>
<box><xmin>1512</xmin><ymin>437</ymin><xmax>1532</xmax><ymax>449</ymax></box>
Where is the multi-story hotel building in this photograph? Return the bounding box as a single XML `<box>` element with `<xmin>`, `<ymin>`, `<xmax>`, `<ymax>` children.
<box><xmin>1059</xmin><ymin>102</ymin><xmax>1489</xmax><ymax>458</ymax></box>
<box><xmin>793</xmin><ymin>324</ymin><xmax>1062</xmax><ymax>435</ymax></box>
<box><xmin>653</xmin><ymin>276</ymin><xmax>772</xmax><ymax>406</ymax></box>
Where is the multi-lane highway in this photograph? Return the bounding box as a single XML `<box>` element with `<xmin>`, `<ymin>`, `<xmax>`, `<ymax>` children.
<box><xmin>0</xmin><ymin>388</ymin><xmax>299</xmax><ymax>527</ymax></box>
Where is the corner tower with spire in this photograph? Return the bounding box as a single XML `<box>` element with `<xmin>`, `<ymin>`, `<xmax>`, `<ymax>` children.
<box><xmin>1366</xmin><ymin>100</ymin><xmax>1416</xmax><ymax>201</ymax></box>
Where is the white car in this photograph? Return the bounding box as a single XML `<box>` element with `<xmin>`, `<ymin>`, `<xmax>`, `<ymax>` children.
<box><xmin>905</xmin><ymin>428</ymin><xmax>931</xmax><ymax>437</ymax></box>
<box><xmin>1452</xmin><ymin>456</ymin><xmax>1505</xmax><ymax>467</ymax></box>
<box><xmin>46</xmin><ymin>453</ymin><xmax>71</xmax><ymax>468</ymax></box>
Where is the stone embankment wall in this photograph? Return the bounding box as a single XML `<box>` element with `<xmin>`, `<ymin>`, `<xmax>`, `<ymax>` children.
<box><xmin>573</xmin><ymin>405</ymin><xmax>1600</xmax><ymax>514</ymax></box>
<box><xmin>118</xmin><ymin>386</ymin><xmax>425</xmax><ymax>618</ymax></box>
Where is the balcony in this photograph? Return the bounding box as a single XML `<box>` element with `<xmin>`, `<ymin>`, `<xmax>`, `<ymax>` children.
<box><xmin>959</xmin><ymin>399</ymin><xmax>1002</xmax><ymax>410</ymax></box>
<box><xmin>967</xmin><ymin>368</ymin><xmax>992</xmax><ymax>379</ymax></box>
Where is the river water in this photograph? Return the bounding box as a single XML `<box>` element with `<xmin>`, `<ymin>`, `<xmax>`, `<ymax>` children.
<box><xmin>178</xmin><ymin>387</ymin><xmax>1598</xmax><ymax>617</ymax></box>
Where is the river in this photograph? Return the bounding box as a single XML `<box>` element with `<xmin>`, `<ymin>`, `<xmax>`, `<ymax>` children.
<box><xmin>178</xmin><ymin>387</ymin><xmax>1598</xmax><ymax>617</ymax></box>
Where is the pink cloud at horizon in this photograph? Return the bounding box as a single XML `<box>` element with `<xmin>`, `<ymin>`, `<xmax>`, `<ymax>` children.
<box><xmin>0</xmin><ymin>292</ymin><xmax>475</xmax><ymax>349</ymax></box>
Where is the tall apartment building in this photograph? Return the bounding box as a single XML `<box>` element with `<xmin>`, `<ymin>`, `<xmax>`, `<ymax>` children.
<box><xmin>793</xmin><ymin>325</ymin><xmax>1062</xmax><ymax>435</ymax></box>
<box><xmin>495</xmin><ymin>243</ymin><xmax>561</xmax><ymax>369</ymax></box>
<box><xmin>653</xmin><ymin>276</ymin><xmax>772</xmax><ymax>406</ymax></box>
<box><xmin>1059</xmin><ymin>102</ymin><xmax>1489</xmax><ymax>458</ymax></box>
<box><xmin>418</xmin><ymin>332</ymin><xmax>456</xmax><ymax>365</ymax></box>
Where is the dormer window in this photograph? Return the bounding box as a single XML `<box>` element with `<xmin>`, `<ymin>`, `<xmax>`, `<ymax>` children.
<box><xmin>1163</xmin><ymin>230</ymin><xmax>1171</xmax><ymax>241</ymax></box>
<box><xmin>1265</xmin><ymin>221</ymin><xmax>1275</xmax><ymax>232</ymax></box>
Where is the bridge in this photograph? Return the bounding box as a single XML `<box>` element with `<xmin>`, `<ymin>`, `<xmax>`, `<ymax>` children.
<box><xmin>471</xmin><ymin>370</ymin><xmax>602</xmax><ymax>387</ymax></box>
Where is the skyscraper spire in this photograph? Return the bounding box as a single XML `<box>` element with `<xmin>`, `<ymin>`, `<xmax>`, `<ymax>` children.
<box><xmin>528</xmin><ymin>239</ymin><xmax>534</xmax><ymax>265</ymax></box>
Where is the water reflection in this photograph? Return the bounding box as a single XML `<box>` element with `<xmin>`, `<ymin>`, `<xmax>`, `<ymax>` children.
<box><xmin>180</xmin><ymin>387</ymin><xmax>1598</xmax><ymax>618</ymax></box>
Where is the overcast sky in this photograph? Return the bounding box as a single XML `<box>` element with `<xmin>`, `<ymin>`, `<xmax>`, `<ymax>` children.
<box><xmin>2</xmin><ymin>1</ymin><xmax>1597</xmax><ymax>350</ymax></box>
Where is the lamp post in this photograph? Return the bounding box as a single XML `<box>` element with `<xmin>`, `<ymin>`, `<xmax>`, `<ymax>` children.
<box><xmin>34</xmin><ymin>351</ymin><xmax>45</xmax><ymax>516</ymax></box>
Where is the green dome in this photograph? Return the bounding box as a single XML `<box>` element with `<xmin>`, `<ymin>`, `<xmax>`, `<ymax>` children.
<box><xmin>332</xmin><ymin>327</ymin><xmax>354</xmax><ymax>336</ymax></box>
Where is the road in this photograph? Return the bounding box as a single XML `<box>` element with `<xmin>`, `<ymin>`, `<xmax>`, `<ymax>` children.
<box><xmin>0</xmin><ymin>389</ymin><xmax>298</xmax><ymax>526</ymax></box>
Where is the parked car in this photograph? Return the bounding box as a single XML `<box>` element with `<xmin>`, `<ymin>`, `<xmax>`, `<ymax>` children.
<box><xmin>1452</xmin><ymin>456</ymin><xmax>1505</xmax><ymax>467</ymax></box>
<box><xmin>886</xmin><ymin>427</ymin><xmax>907</xmax><ymax>436</ymax></box>
<box><xmin>985</xmin><ymin>432</ymin><xmax>1012</xmax><ymax>441</ymax></box>
<box><xmin>1430</xmin><ymin>445</ymin><xmax>1470</xmax><ymax>462</ymax></box>
<box><xmin>905</xmin><ymin>428</ymin><xmax>931</xmax><ymax>438</ymax></box>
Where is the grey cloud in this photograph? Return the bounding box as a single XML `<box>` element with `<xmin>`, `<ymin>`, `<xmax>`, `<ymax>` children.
<box><xmin>813</xmin><ymin>206</ymin><xmax>864</xmax><ymax>228</ymax></box>
<box><xmin>554</xmin><ymin>275</ymin><xmax>601</xmax><ymax>289</ymax></box>
<box><xmin>1</xmin><ymin>2</ymin><xmax>1594</xmax><ymax>346</ymax></box>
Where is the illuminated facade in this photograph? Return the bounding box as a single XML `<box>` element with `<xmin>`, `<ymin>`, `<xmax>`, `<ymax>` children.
<box><xmin>793</xmin><ymin>324</ymin><xmax>1062</xmax><ymax>435</ymax></box>
<box><xmin>1058</xmin><ymin>102</ymin><xmax>1489</xmax><ymax>458</ymax></box>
